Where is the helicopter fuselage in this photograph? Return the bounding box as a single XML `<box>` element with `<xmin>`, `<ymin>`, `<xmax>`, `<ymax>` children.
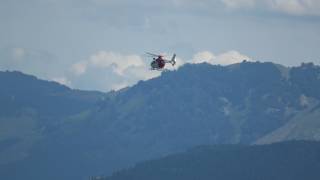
<box><xmin>151</xmin><ymin>57</ymin><xmax>165</xmax><ymax>70</ymax></box>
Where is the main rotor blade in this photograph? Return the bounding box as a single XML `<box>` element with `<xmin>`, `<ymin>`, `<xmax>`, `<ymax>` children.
<box><xmin>146</xmin><ymin>52</ymin><xmax>161</xmax><ymax>57</ymax></box>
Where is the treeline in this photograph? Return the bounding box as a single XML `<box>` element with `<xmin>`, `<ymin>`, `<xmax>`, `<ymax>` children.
<box><xmin>104</xmin><ymin>141</ymin><xmax>320</xmax><ymax>180</ymax></box>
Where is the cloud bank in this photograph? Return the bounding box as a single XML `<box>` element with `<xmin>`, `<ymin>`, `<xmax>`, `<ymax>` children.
<box><xmin>0</xmin><ymin>47</ymin><xmax>250</xmax><ymax>91</ymax></box>
<box><xmin>191</xmin><ymin>50</ymin><xmax>250</xmax><ymax>65</ymax></box>
<box><xmin>67</xmin><ymin>50</ymin><xmax>251</xmax><ymax>91</ymax></box>
<box><xmin>69</xmin><ymin>51</ymin><xmax>161</xmax><ymax>91</ymax></box>
<box><xmin>221</xmin><ymin>0</ymin><xmax>320</xmax><ymax>16</ymax></box>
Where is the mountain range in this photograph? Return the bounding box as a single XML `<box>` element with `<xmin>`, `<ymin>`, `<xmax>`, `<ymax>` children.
<box><xmin>1</xmin><ymin>61</ymin><xmax>320</xmax><ymax>180</ymax></box>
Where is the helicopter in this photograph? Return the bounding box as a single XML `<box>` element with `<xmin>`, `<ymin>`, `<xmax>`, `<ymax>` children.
<box><xmin>146</xmin><ymin>52</ymin><xmax>176</xmax><ymax>70</ymax></box>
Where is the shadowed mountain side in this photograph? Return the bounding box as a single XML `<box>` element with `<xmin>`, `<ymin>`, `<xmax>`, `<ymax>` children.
<box><xmin>0</xmin><ymin>71</ymin><xmax>107</xmax><ymax>166</ymax></box>
<box><xmin>0</xmin><ymin>71</ymin><xmax>106</xmax><ymax>117</ymax></box>
<box><xmin>104</xmin><ymin>141</ymin><xmax>320</xmax><ymax>180</ymax></box>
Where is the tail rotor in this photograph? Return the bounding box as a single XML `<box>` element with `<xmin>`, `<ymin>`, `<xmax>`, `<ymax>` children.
<box><xmin>170</xmin><ymin>54</ymin><xmax>176</xmax><ymax>66</ymax></box>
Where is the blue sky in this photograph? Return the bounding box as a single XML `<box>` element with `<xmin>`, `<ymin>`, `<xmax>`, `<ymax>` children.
<box><xmin>1</xmin><ymin>0</ymin><xmax>320</xmax><ymax>91</ymax></box>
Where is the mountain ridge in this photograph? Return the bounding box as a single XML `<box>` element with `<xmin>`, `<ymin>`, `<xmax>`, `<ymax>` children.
<box><xmin>1</xmin><ymin>61</ymin><xmax>320</xmax><ymax>179</ymax></box>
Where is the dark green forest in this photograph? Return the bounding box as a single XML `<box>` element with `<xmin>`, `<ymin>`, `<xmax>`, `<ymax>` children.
<box><xmin>105</xmin><ymin>141</ymin><xmax>320</xmax><ymax>180</ymax></box>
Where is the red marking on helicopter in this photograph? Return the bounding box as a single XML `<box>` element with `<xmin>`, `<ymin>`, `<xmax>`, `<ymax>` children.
<box><xmin>146</xmin><ymin>52</ymin><xmax>176</xmax><ymax>70</ymax></box>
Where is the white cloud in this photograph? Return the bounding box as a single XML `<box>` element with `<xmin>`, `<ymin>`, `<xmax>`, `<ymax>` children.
<box><xmin>111</xmin><ymin>81</ymin><xmax>130</xmax><ymax>91</ymax></box>
<box><xmin>12</xmin><ymin>48</ymin><xmax>26</xmax><ymax>60</ymax></box>
<box><xmin>70</xmin><ymin>61</ymin><xmax>88</xmax><ymax>76</ymax></box>
<box><xmin>69</xmin><ymin>51</ymin><xmax>161</xmax><ymax>91</ymax></box>
<box><xmin>267</xmin><ymin>0</ymin><xmax>320</xmax><ymax>16</ymax></box>
<box><xmin>221</xmin><ymin>0</ymin><xmax>320</xmax><ymax>16</ymax></box>
<box><xmin>214</xmin><ymin>50</ymin><xmax>251</xmax><ymax>65</ymax></box>
<box><xmin>192</xmin><ymin>51</ymin><xmax>216</xmax><ymax>64</ymax></box>
<box><xmin>89</xmin><ymin>51</ymin><xmax>145</xmax><ymax>75</ymax></box>
<box><xmin>123</xmin><ymin>65</ymin><xmax>160</xmax><ymax>80</ymax></box>
<box><xmin>52</xmin><ymin>77</ymin><xmax>71</xmax><ymax>86</ymax></box>
<box><xmin>191</xmin><ymin>50</ymin><xmax>251</xmax><ymax>65</ymax></box>
<box><xmin>221</xmin><ymin>0</ymin><xmax>255</xmax><ymax>9</ymax></box>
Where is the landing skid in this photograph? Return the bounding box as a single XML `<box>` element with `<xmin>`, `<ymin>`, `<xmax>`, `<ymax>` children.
<box><xmin>150</xmin><ymin>68</ymin><xmax>164</xmax><ymax>71</ymax></box>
